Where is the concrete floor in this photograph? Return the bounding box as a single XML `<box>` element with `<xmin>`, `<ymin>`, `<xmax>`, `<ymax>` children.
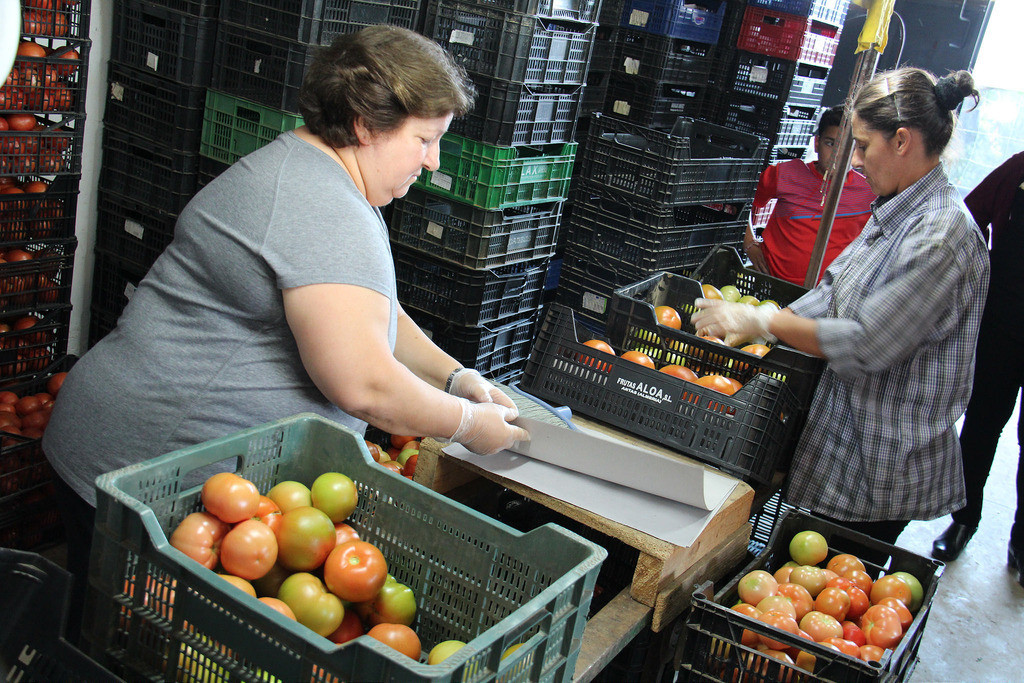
<box><xmin>896</xmin><ymin>400</ymin><xmax>1024</xmax><ymax>683</ymax></box>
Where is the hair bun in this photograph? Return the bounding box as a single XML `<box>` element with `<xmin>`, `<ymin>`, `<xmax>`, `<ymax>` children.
<box><xmin>934</xmin><ymin>74</ymin><xmax>965</xmax><ymax>111</ymax></box>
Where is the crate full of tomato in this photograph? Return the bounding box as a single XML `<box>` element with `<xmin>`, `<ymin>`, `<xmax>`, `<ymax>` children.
<box><xmin>678</xmin><ymin>510</ymin><xmax>941</xmax><ymax>682</ymax></box>
<box><xmin>84</xmin><ymin>413</ymin><xmax>606</xmax><ymax>682</ymax></box>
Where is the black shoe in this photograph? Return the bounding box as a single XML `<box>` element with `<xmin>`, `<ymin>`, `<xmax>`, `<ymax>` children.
<box><xmin>932</xmin><ymin>522</ymin><xmax>977</xmax><ymax>562</ymax></box>
<box><xmin>1010</xmin><ymin>541</ymin><xmax>1024</xmax><ymax>588</ymax></box>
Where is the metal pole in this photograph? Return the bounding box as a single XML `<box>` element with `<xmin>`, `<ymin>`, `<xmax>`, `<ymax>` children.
<box><xmin>803</xmin><ymin>48</ymin><xmax>881</xmax><ymax>288</ymax></box>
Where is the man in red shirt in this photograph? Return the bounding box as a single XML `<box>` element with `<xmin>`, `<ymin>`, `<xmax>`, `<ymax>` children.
<box><xmin>743</xmin><ymin>106</ymin><xmax>876</xmax><ymax>286</ymax></box>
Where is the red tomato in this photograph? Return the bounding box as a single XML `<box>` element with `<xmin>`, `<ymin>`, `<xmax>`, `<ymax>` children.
<box><xmin>201</xmin><ymin>472</ymin><xmax>260</xmax><ymax>524</ymax></box>
<box><xmin>16</xmin><ymin>41</ymin><xmax>47</xmax><ymax>58</ymax></box>
<box><xmin>654</xmin><ymin>305</ymin><xmax>682</xmax><ymax>329</ymax></box>
<box><xmin>381</xmin><ymin>460</ymin><xmax>403</xmax><ymax>474</ymax></box>
<box><xmin>275</xmin><ymin>506</ymin><xmax>336</xmax><ymax>571</ymax></box>
<box><xmin>620</xmin><ymin>350</ymin><xmax>656</xmax><ymax>369</ymax></box>
<box><xmin>327</xmin><ymin>609</ymin><xmax>364</xmax><ymax>645</ymax></box>
<box><xmin>814</xmin><ymin>586</ymin><xmax>851</xmax><ymax>622</ymax></box>
<box><xmin>731</xmin><ymin>603</ymin><xmax>762</xmax><ymax>647</ymax></box>
<box><xmin>845</xmin><ymin>585</ymin><xmax>870</xmax><ymax>620</ymax></box>
<box><xmin>582</xmin><ymin>338</ymin><xmax>615</xmax><ymax>355</ymax></box>
<box><xmin>776</xmin><ymin>582</ymin><xmax>814</xmax><ymax>620</ymax></box>
<box><xmin>821</xmin><ymin>637</ymin><xmax>861</xmax><ymax>658</ymax></box>
<box><xmin>844</xmin><ymin>568</ymin><xmax>873</xmax><ymax>596</ymax></box>
<box><xmin>169</xmin><ymin>512</ymin><xmax>230</xmax><ymax>570</ymax></box>
<box><xmin>859</xmin><ymin>644</ymin><xmax>885</xmax><ymax>663</ymax></box>
<box><xmin>45</xmin><ymin>371</ymin><xmax>67</xmax><ymax>397</ymax></box>
<box><xmin>390</xmin><ymin>434</ymin><xmax>417</xmax><ymax>449</ymax></box>
<box><xmin>827</xmin><ymin>553</ymin><xmax>866</xmax><ymax>576</ymax></box>
<box><xmin>860</xmin><ymin>604</ymin><xmax>903</xmax><ymax>649</ymax></box>
<box><xmin>334</xmin><ymin>522</ymin><xmax>360</xmax><ymax>547</ymax></box>
<box><xmin>364</xmin><ymin>440</ymin><xmax>385</xmax><ymax>463</ymax></box>
<box><xmin>757</xmin><ymin>610</ymin><xmax>800</xmax><ymax>650</ymax></box>
<box><xmin>14</xmin><ymin>395</ymin><xmax>41</xmax><ymax>416</ymax></box>
<box><xmin>0</xmin><ymin>391</ymin><xmax>17</xmax><ymax>405</ymax></box>
<box><xmin>877</xmin><ymin>597</ymin><xmax>913</xmax><ymax>631</ymax></box>
<box><xmin>870</xmin><ymin>575</ymin><xmax>913</xmax><ymax>607</ymax></box>
<box><xmin>741</xmin><ymin>343</ymin><xmax>770</xmax><ymax>357</ymax></box>
<box><xmin>659</xmin><ymin>364</ymin><xmax>698</xmax><ymax>382</ymax></box>
<box><xmin>5</xmin><ymin>114</ymin><xmax>36</xmax><ymax>131</ymax></box>
<box><xmin>252</xmin><ymin>495</ymin><xmax>282</xmax><ymax>533</ymax></box>
<box><xmin>401</xmin><ymin>452</ymin><xmax>418</xmax><ymax>477</ymax></box>
<box><xmin>258</xmin><ymin>597</ymin><xmax>295</xmax><ymax>620</ymax></box>
<box><xmin>20</xmin><ymin>410</ymin><xmax>48</xmax><ymax>430</ymax></box>
<box><xmin>219</xmin><ymin>519</ymin><xmax>279</xmax><ymax>581</ymax></box>
<box><xmin>323</xmin><ymin>540</ymin><xmax>388</xmax><ymax>603</ymax></box>
<box><xmin>367</xmin><ymin>623</ymin><xmax>421</xmax><ymax>660</ymax></box>
<box><xmin>841</xmin><ymin>620</ymin><xmax>867</xmax><ymax>647</ymax></box>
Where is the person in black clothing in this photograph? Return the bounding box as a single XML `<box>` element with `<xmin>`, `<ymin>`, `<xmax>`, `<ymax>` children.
<box><xmin>932</xmin><ymin>151</ymin><xmax>1024</xmax><ymax>586</ymax></box>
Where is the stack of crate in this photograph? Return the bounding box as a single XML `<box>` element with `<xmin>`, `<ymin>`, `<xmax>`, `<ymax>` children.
<box><xmin>703</xmin><ymin>0</ymin><xmax>850</xmax><ymax>162</ymax></box>
<box><xmin>0</xmin><ymin>2</ymin><xmax>91</xmax><ymax>548</ymax></box>
<box><xmin>90</xmin><ymin>0</ymin><xmax>220</xmax><ymax>345</ymax></box>
<box><xmin>392</xmin><ymin>0</ymin><xmax>597</xmax><ymax>381</ymax></box>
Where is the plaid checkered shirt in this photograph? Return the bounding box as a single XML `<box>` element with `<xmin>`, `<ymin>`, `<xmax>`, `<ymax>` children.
<box><xmin>785</xmin><ymin>164</ymin><xmax>990</xmax><ymax>522</ymax></box>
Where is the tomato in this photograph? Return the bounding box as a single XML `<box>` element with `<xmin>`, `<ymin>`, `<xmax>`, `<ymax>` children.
<box><xmin>620</xmin><ymin>350</ymin><xmax>656</xmax><ymax>369</ymax></box>
<box><xmin>266</xmin><ymin>480</ymin><xmax>312</xmax><ymax>512</ymax></box>
<box><xmin>843</xmin><ymin>568</ymin><xmax>873</xmax><ymax>596</ymax></box>
<box><xmin>5</xmin><ymin>114</ymin><xmax>36</xmax><ymax>131</ymax></box>
<box><xmin>845</xmin><ymin>585</ymin><xmax>870</xmax><ymax>620</ymax></box>
<box><xmin>14</xmin><ymin>395</ymin><xmax>41</xmax><ymax>416</ymax></box>
<box><xmin>277</xmin><ymin>573</ymin><xmax>343</xmax><ymax>637</ymax></box>
<box><xmin>827</xmin><ymin>553</ymin><xmax>866</xmax><ymax>576</ymax></box>
<box><xmin>327</xmin><ymin>609</ymin><xmax>364</xmax><ymax>645</ymax></box>
<box><xmin>201</xmin><ymin>472</ymin><xmax>260</xmax><ymax>524</ymax></box>
<box><xmin>401</xmin><ymin>452</ymin><xmax>418</xmax><ymax>477</ymax></box>
<box><xmin>355</xmin><ymin>580</ymin><xmax>417</xmax><ymax>627</ymax></box>
<box><xmin>890</xmin><ymin>571</ymin><xmax>924</xmax><ymax>612</ymax></box>
<box><xmin>700</xmin><ymin>283</ymin><xmax>723</xmax><ymax>300</ymax></box>
<box><xmin>380</xmin><ymin>460</ymin><xmax>403</xmax><ymax>474</ymax></box>
<box><xmin>582</xmin><ymin>338</ymin><xmax>615</xmax><ymax>355</ymax></box>
<box><xmin>776</xmin><ymin>582</ymin><xmax>814</xmax><ymax>620</ymax></box>
<box><xmin>654</xmin><ymin>305</ymin><xmax>682</xmax><ymax>329</ymax></box>
<box><xmin>757</xmin><ymin>594</ymin><xmax>796</xmax><ymax>619</ymax></box>
<box><xmin>367</xmin><ymin>623</ymin><xmax>421</xmax><ymax>660</ymax></box>
<box><xmin>741</xmin><ymin>343</ymin><xmax>770</xmax><ymax>357</ymax></box>
<box><xmin>323</xmin><ymin>540</ymin><xmax>388</xmax><ymax>602</ymax></box>
<box><xmin>20</xmin><ymin>410</ymin><xmax>48</xmax><ymax>430</ymax></box>
<box><xmin>877</xmin><ymin>597</ymin><xmax>912</xmax><ymax>631</ymax></box>
<box><xmin>218</xmin><ymin>574</ymin><xmax>257</xmax><ymax>598</ymax></box>
<box><xmin>275</xmin><ymin>506</ymin><xmax>336</xmax><ymax>571</ymax></box>
<box><xmin>814</xmin><ymin>586</ymin><xmax>851</xmax><ymax>621</ymax></box>
<box><xmin>364</xmin><ymin>440</ymin><xmax>384</xmax><ymax>462</ymax></box>
<box><xmin>169</xmin><ymin>512</ymin><xmax>230</xmax><ymax>570</ymax></box>
<box><xmin>789</xmin><ymin>530</ymin><xmax>828</xmax><ymax>565</ymax></box>
<box><xmin>773</xmin><ymin>565</ymin><xmax>795</xmax><ymax>584</ymax></box>
<box><xmin>310</xmin><ymin>471</ymin><xmax>358</xmax><ymax>523</ymax></box>
<box><xmin>258</xmin><ymin>597</ymin><xmax>296</xmax><ymax>621</ymax></box>
<box><xmin>251</xmin><ymin>563</ymin><xmax>291</xmax><ymax>598</ymax></box>
<box><xmin>859</xmin><ymin>644</ymin><xmax>885</xmax><ymax>663</ymax></box>
<box><xmin>731</xmin><ymin>602</ymin><xmax>762</xmax><ymax>647</ymax></box>
<box><xmin>841</xmin><ymin>620</ymin><xmax>867</xmax><ymax>646</ymax></box>
<box><xmin>252</xmin><ymin>495</ymin><xmax>282</xmax><ymax>533</ymax></box>
<box><xmin>0</xmin><ymin>391</ymin><xmax>17</xmax><ymax>404</ymax></box>
<box><xmin>821</xmin><ymin>637</ymin><xmax>861</xmax><ymax>658</ymax></box>
<box><xmin>428</xmin><ymin>640</ymin><xmax>467</xmax><ymax>665</ymax></box>
<box><xmin>860</xmin><ymin>604</ymin><xmax>903</xmax><ymax>649</ymax></box>
<box><xmin>397</xmin><ymin>444</ymin><xmax>418</xmax><ymax>467</ymax></box>
<box><xmin>694</xmin><ymin>373</ymin><xmax>739</xmax><ymax>395</ymax></box>
<box><xmin>757</xmin><ymin>610</ymin><xmax>799</xmax><ymax>650</ymax></box>
<box><xmin>798</xmin><ymin>610</ymin><xmax>842</xmax><ymax>641</ymax></box>
<box><xmin>870</xmin><ymin>575</ymin><xmax>913</xmax><ymax>607</ymax></box>
<box><xmin>659</xmin><ymin>364</ymin><xmax>698</xmax><ymax>382</ymax></box>
<box><xmin>789</xmin><ymin>565</ymin><xmax>827</xmax><ymax>598</ymax></box>
<box><xmin>737</xmin><ymin>570</ymin><xmax>778</xmax><ymax>606</ymax></box>
<box><xmin>219</xmin><ymin>519</ymin><xmax>278</xmax><ymax>580</ymax></box>
<box><xmin>390</xmin><ymin>434</ymin><xmax>417</xmax><ymax>449</ymax></box>
<box><xmin>334</xmin><ymin>522</ymin><xmax>360</xmax><ymax>546</ymax></box>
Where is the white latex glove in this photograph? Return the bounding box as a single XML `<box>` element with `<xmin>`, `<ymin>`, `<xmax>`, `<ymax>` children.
<box><xmin>450</xmin><ymin>398</ymin><xmax>530</xmax><ymax>455</ymax></box>
<box><xmin>448</xmin><ymin>368</ymin><xmax>518</xmax><ymax>413</ymax></box>
<box><xmin>691</xmin><ymin>298</ymin><xmax>779</xmax><ymax>347</ymax></box>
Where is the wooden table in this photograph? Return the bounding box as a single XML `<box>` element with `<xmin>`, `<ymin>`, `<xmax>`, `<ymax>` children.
<box><xmin>413</xmin><ymin>416</ymin><xmax>756</xmax><ymax>681</ymax></box>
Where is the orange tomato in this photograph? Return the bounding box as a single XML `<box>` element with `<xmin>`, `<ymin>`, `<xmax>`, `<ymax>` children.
<box><xmin>821</xmin><ymin>637</ymin><xmax>861</xmax><ymax>658</ymax></box>
<box><xmin>870</xmin><ymin>575</ymin><xmax>913</xmax><ymax>607</ymax></box>
<box><xmin>620</xmin><ymin>350</ymin><xmax>655</xmax><ymax>369</ymax></box>
<box><xmin>844</xmin><ymin>568</ymin><xmax>873</xmax><ymax>596</ymax></box>
<box><xmin>694</xmin><ymin>374</ymin><xmax>739</xmax><ymax>395</ymax></box>
<box><xmin>700</xmin><ymin>283</ymin><xmax>723</xmax><ymax>300</ymax></box>
<box><xmin>827</xmin><ymin>553</ymin><xmax>866</xmax><ymax>576</ymax></box>
<box><xmin>654</xmin><ymin>305</ymin><xmax>682</xmax><ymax>329</ymax></box>
<box><xmin>258</xmin><ymin>597</ymin><xmax>296</xmax><ymax>620</ymax></box>
<box><xmin>583</xmin><ymin>338</ymin><xmax>615</xmax><ymax>355</ymax></box>
<box><xmin>381</xmin><ymin>460</ymin><xmax>403</xmax><ymax>474</ymax></box>
<box><xmin>390</xmin><ymin>434</ymin><xmax>417</xmax><ymax>449</ymax></box>
<box><xmin>859</xmin><ymin>644</ymin><xmax>885</xmax><ymax>663</ymax></box>
<box><xmin>757</xmin><ymin>610</ymin><xmax>800</xmax><ymax>650</ymax></box>
<box><xmin>741</xmin><ymin>343</ymin><xmax>770</xmax><ymax>357</ymax></box>
<box><xmin>776</xmin><ymin>582</ymin><xmax>814</xmax><ymax>620</ymax></box>
<box><xmin>367</xmin><ymin>623</ymin><xmax>421</xmax><ymax>660</ymax></box>
<box><xmin>877</xmin><ymin>597</ymin><xmax>913</xmax><ymax>631</ymax></box>
<box><xmin>814</xmin><ymin>586</ymin><xmax>851</xmax><ymax>622</ymax></box>
<box><xmin>659</xmin><ymin>364</ymin><xmax>698</xmax><ymax>382</ymax></box>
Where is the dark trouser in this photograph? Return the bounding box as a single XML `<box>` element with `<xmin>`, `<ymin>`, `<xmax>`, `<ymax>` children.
<box><xmin>816</xmin><ymin>514</ymin><xmax>910</xmax><ymax>569</ymax></box>
<box><xmin>52</xmin><ymin>474</ymin><xmax>96</xmax><ymax>646</ymax></box>
<box><xmin>951</xmin><ymin>313</ymin><xmax>1024</xmax><ymax>542</ymax></box>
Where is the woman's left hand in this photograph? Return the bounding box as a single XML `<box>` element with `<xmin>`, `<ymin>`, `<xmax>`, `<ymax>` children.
<box><xmin>448</xmin><ymin>368</ymin><xmax>518</xmax><ymax>414</ymax></box>
<box><xmin>692</xmin><ymin>298</ymin><xmax>778</xmax><ymax>347</ymax></box>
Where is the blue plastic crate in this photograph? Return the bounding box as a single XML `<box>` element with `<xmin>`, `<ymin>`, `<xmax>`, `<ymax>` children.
<box><xmin>619</xmin><ymin>0</ymin><xmax>726</xmax><ymax>43</ymax></box>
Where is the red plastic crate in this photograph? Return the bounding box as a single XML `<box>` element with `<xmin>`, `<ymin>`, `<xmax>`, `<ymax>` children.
<box><xmin>737</xmin><ymin>6</ymin><xmax>809</xmax><ymax>61</ymax></box>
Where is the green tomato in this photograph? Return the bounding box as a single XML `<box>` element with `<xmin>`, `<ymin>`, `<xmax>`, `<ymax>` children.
<box><xmin>789</xmin><ymin>530</ymin><xmax>828</xmax><ymax>566</ymax></box>
<box><xmin>355</xmin><ymin>580</ymin><xmax>417</xmax><ymax>627</ymax></box>
<box><xmin>890</xmin><ymin>571</ymin><xmax>924</xmax><ymax>612</ymax></box>
<box><xmin>266</xmin><ymin>480</ymin><xmax>312</xmax><ymax>513</ymax></box>
<box><xmin>720</xmin><ymin>285</ymin><xmax>742</xmax><ymax>302</ymax></box>
<box><xmin>428</xmin><ymin>640</ymin><xmax>467</xmax><ymax>665</ymax></box>
<box><xmin>311</xmin><ymin>472</ymin><xmax>358</xmax><ymax>523</ymax></box>
<box><xmin>277</xmin><ymin>572</ymin><xmax>344</xmax><ymax>637</ymax></box>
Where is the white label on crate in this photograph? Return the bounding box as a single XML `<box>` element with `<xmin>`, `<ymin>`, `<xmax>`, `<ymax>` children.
<box><xmin>110</xmin><ymin>82</ymin><xmax>125</xmax><ymax>101</ymax></box>
<box><xmin>750</xmin><ymin>65</ymin><xmax>769</xmax><ymax>84</ymax></box>
<box><xmin>124</xmin><ymin>219</ymin><xmax>145</xmax><ymax>240</ymax></box>
<box><xmin>450</xmin><ymin>29</ymin><xmax>475</xmax><ymax>46</ymax></box>
<box><xmin>124</xmin><ymin>282</ymin><xmax>137</xmax><ymax>300</ymax></box>
<box><xmin>612</xmin><ymin>99</ymin><xmax>631</xmax><ymax>116</ymax></box>
<box><xmin>623</xmin><ymin>57</ymin><xmax>640</xmax><ymax>75</ymax></box>
<box><xmin>582</xmin><ymin>292</ymin><xmax>607</xmax><ymax>314</ymax></box>
<box><xmin>146</xmin><ymin>52</ymin><xmax>159</xmax><ymax>71</ymax></box>
<box><xmin>253</xmin><ymin>59</ymin><xmax>262</xmax><ymax>75</ymax></box>
<box><xmin>426</xmin><ymin>221</ymin><xmax>445</xmax><ymax>239</ymax></box>
<box><xmin>628</xmin><ymin>9</ymin><xmax>650</xmax><ymax>27</ymax></box>
<box><xmin>430</xmin><ymin>172</ymin><xmax>453</xmax><ymax>191</ymax></box>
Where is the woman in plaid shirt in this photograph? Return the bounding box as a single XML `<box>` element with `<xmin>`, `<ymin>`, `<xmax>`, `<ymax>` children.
<box><xmin>693</xmin><ymin>67</ymin><xmax>990</xmax><ymax>547</ymax></box>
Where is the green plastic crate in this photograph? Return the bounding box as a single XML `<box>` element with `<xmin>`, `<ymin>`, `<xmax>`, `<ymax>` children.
<box><xmin>84</xmin><ymin>414</ymin><xmax>605</xmax><ymax>683</ymax></box>
<box><xmin>416</xmin><ymin>134</ymin><xmax>577</xmax><ymax>210</ymax></box>
<box><xmin>200</xmin><ymin>89</ymin><xmax>304</xmax><ymax>165</ymax></box>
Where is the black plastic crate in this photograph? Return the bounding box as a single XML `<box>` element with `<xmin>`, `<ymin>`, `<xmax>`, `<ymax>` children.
<box><xmin>88</xmin><ymin>304</ymin><xmax>122</xmax><ymax>348</ymax></box>
<box><xmin>19</xmin><ymin>1</ymin><xmax>91</xmax><ymax>40</ymax></box>
<box><xmin>94</xmin><ymin>191</ymin><xmax>178</xmax><ymax>274</ymax></box>
<box><xmin>580</xmin><ymin>113</ymin><xmax>768</xmax><ymax>206</ymax></box>
<box><xmin>197</xmin><ymin>155</ymin><xmax>231</xmax><ymax>190</ymax></box>
<box><xmin>0</xmin><ymin>238</ymin><xmax>76</xmax><ymax>316</ymax></box>
<box><xmin>0</xmin><ymin>116</ymin><xmax>85</xmax><ymax>176</ymax></box>
<box><xmin>425</xmin><ymin>0</ymin><xmax>597</xmax><ymax>86</ymax></box>
<box><xmin>567</xmin><ymin>181</ymin><xmax>748</xmax><ymax>272</ymax></box>
<box><xmin>723</xmin><ymin>50</ymin><xmax>799</xmax><ymax>102</ymax></box>
<box><xmin>2</xmin><ymin>38</ymin><xmax>91</xmax><ymax>116</ymax></box>
<box><xmin>473</xmin><ymin>0</ymin><xmax>601</xmax><ymax>22</ymax></box>
<box><xmin>554</xmin><ymin>247</ymin><xmax>657</xmax><ymax>327</ymax></box>
<box><xmin>580</xmin><ymin>69</ymin><xmax>609</xmax><ymax>117</ymax></box>
<box><xmin>680</xmin><ymin>510</ymin><xmax>942</xmax><ymax>683</ymax></box>
<box><xmin>520</xmin><ymin>302</ymin><xmax>800</xmax><ymax>485</ymax></box>
<box><xmin>0</xmin><ymin>481</ymin><xmax>63</xmax><ymax>551</ymax></box>
<box><xmin>0</xmin><ymin>174</ymin><xmax>81</xmax><ymax>245</ymax></box>
<box><xmin>220</xmin><ymin>0</ymin><xmax>420</xmax><ymax>44</ymax></box>
<box><xmin>0</xmin><ymin>304</ymin><xmax>72</xmax><ymax>384</ymax></box>
<box><xmin>770</xmin><ymin>144</ymin><xmax>807</xmax><ymax>164</ymax></box>
<box><xmin>613</xmin><ymin>29</ymin><xmax>715</xmax><ymax>85</ymax></box>
<box><xmin>89</xmin><ymin>250</ymin><xmax>148</xmax><ymax>323</ymax></box>
<box><xmin>603</xmin><ymin>72</ymin><xmax>705</xmax><ymax>130</ymax></box>
<box><xmin>211</xmin><ymin>21</ymin><xmax>317</xmax><ymax>112</ymax></box>
<box><xmin>104</xmin><ymin>61</ymin><xmax>207</xmax><ymax>150</ymax></box>
<box><xmin>589</xmin><ymin>25</ymin><xmax>619</xmax><ymax>73</ymax></box>
<box><xmin>111</xmin><ymin>0</ymin><xmax>218</xmax><ymax>86</ymax></box>
<box><xmin>389</xmin><ymin>187</ymin><xmax>561</xmax><ymax>269</ymax></box>
<box><xmin>0</xmin><ymin>549</ymin><xmax>119</xmax><ymax>680</ymax></box>
<box><xmin>408</xmin><ymin>307</ymin><xmax>539</xmax><ymax>378</ymax></box>
<box><xmin>693</xmin><ymin>244</ymin><xmax>810</xmax><ymax>310</ymax></box>
<box><xmin>98</xmin><ymin>126</ymin><xmax>201</xmax><ymax>216</ymax></box>
<box><xmin>393</xmin><ymin>245</ymin><xmax>548</xmax><ymax>326</ymax></box>
<box><xmin>747</xmin><ymin>488</ymin><xmax>801</xmax><ymax>555</ymax></box>
<box><xmin>449</xmin><ymin>74</ymin><xmax>583</xmax><ymax>146</ymax></box>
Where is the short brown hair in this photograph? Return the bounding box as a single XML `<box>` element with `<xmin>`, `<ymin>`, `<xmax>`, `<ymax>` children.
<box><xmin>851</xmin><ymin>67</ymin><xmax>979</xmax><ymax>156</ymax></box>
<box><xmin>298</xmin><ymin>25</ymin><xmax>475</xmax><ymax>148</ymax></box>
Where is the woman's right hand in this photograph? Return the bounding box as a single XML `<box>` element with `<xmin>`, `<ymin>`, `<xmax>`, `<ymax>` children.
<box><xmin>745</xmin><ymin>241</ymin><xmax>769</xmax><ymax>273</ymax></box>
<box><xmin>450</xmin><ymin>399</ymin><xmax>529</xmax><ymax>455</ymax></box>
